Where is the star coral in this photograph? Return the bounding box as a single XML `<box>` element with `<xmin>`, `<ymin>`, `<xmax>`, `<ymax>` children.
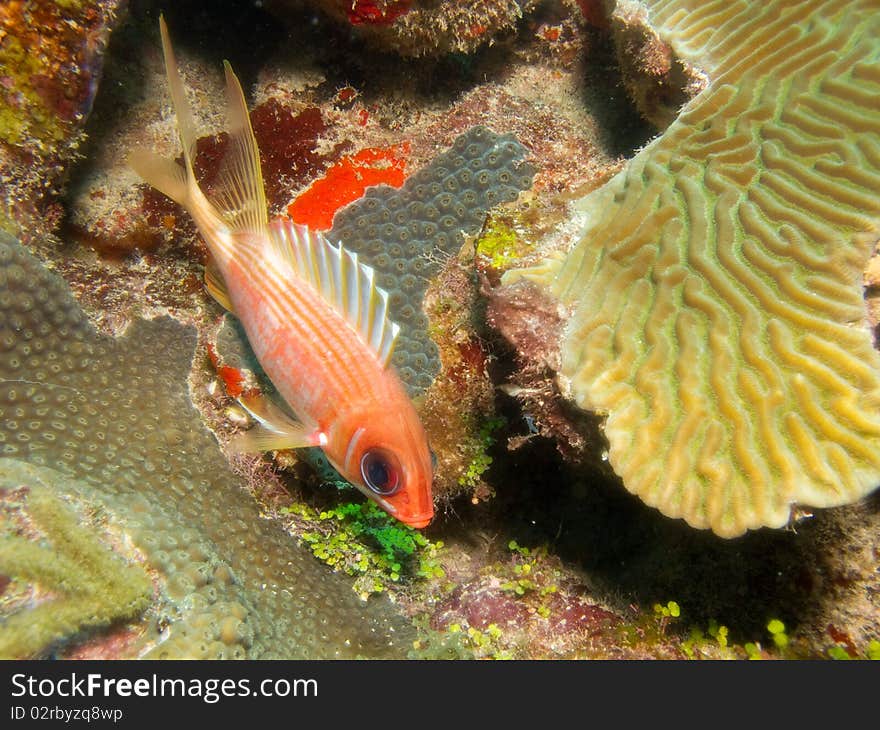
<box><xmin>0</xmin><ymin>232</ymin><xmax>414</xmax><ymax>658</ymax></box>
<box><xmin>330</xmin><ymin>125</ymin><xmax>535</xmax><ymax>396</ymax></box>
<box><xmin>506</xmin><ymin>0</ymin><xmax>880</xmax><ymax>537</ymax></box>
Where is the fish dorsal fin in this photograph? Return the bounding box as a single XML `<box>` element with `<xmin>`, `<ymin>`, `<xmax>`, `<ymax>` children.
<box><xmin>268</xmin><ymin>220</ymin><xmax>401</xmax><ymax>366</ymax></box>
<box><xmin>207</xmin><ymin>61</ymin><xmax>268</xmax><ymax>236</ymax></box>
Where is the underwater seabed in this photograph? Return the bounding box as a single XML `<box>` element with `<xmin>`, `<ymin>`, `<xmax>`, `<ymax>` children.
<box><xmin>1</xmin><ymin>0</ymin><xmax>879</xmax><ymax>659</ymax></box>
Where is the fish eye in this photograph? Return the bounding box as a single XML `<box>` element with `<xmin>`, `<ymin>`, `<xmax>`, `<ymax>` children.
<box><xmin>360</xmin><ymin>448</ymin><xmax>402</xmax><ymax>496</ymax></box>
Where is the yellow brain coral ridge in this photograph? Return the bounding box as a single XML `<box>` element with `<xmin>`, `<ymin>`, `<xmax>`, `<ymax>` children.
<box><xmin>511</xmin><ymin>0</ymin><xmax>880</xmax><ymax>537</ymax></box>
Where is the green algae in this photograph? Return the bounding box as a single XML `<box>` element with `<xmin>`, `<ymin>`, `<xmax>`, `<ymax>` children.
<box><xmin>284</xmin><ymin>500</ymin><xmax>445</xmax><ymax>598</ymax></box>
<box><xmin>0</xmin><ymin>36</ymin><xmax>69</xmax><ymax>150</ymax></box>
<box><xmin>408</xmin><ymin>615</ymin><xmax>477</xmax><ymax>660</ymax></box>
<box><xmin>475</xmin><ymin>218</ymin><xmax>528</xmax><ymax>272</ymax></box>
<box><xmin>0</xmin><ymin>476</ymin><xmax>152</xmax><ymax>659</ymax></box>
<box><xmin>444</xmin><ymin>622</ymin><xmax>513</xmax><ymax>660</ymax></box>
<box><xmin>501</xmin><ymin>540</ymin><xmax>558</xmax><ymax>606</ymax></box>
<box><xmin>767</xmin><ymin>618</ymin><xmax>789</xmax><ymax>649</ymax></box>
<box><xmin>457</xmin><ymin>416</ymin><xmax>505</xmax><ymax>491</ymax></box>
<box><xmin>614</xmin><ymin>601</ymin><xmax>880</xmax><ymax>660</ymax></box>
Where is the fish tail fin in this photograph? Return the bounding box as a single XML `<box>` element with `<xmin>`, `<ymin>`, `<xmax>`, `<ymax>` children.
<box><xmin>158</xmin><ymin>13</ymin><xmax>199</xmax><ymax>180</ymax></box>
<box><xmin>130</xmin><ymin>16</ymin><xmax>268</xmax><ymax>262</ymax></box>
<box><xmin>127</xmin><ymin>15</ymin><xmax>201</xmax><ymax>212</ymax></box>
<box><xmin>128</xmin><ymin>149</ymin><xmax>189</xmax><ymax>206</ymax></box>
<box><xmin>208</xmin><ymin>60</ymin><xmax>268</xmax><ymax>236</ymax></box>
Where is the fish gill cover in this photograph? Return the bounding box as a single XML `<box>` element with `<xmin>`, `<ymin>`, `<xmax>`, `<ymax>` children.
<box><xmin>507</xmin><ymin>0</ymin><xmax>880</xmax><ymax>537</ymax></box>
<box><xmin>0</xmin><ymin>232</ymin><xmax>414</xmax><ymax>658</ymax></box>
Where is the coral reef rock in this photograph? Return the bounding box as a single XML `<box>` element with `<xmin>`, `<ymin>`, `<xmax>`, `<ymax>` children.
<box><xmin>0</xmin><ymin>0</ymin><xmax>124</xmax><ymax>238</ymax></box>
<box><xmin>0</xmin><ymin>231</ymin><xmax>414</xmax><ymax>658</ymax></box>
<box><xmin>607</xmin><ymin>0</ymin><xmax>706</xmax><ymax>129</ymax></box>
<box><xmin>504</xmin><ymin>0</ymin><xmax>880</xmax><ymax>537</ymax></box>
<box><xmin>269</xmin><ymin>0</ymin><xmax>541</xmax><ymax>57</ymax></box>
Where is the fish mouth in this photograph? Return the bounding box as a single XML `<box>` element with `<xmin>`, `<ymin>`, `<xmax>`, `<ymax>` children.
<box><xmin>402</xmin><ymin>513</ymin><xmax>433</xmax><ymax>529</ymax></box>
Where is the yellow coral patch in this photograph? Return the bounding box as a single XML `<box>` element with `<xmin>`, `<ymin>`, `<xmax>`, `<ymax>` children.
<box><xmin>510</xmin><ymin>0</ymin><xmax>880</xmax><ymax>537</ymax></box>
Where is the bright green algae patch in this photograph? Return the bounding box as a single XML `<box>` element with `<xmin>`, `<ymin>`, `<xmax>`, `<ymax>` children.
<box><xmin>285</xmin><ymin>500</ymin><xmax>445</xmax><ymax>599</ymax></box>
<box><xmin>0</xmin><ymin>232</ymin><xmax>414</xmax><ymax>658</ymax></box>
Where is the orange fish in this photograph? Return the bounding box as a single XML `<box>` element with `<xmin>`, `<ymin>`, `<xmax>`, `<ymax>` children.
<box><xmin>130</xmin><ymin>18</ymin><xmax>434</xmax><ymax>528</ymax></box>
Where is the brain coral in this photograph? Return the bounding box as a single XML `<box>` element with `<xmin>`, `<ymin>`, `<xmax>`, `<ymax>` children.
<box><xmin>0</xmin><ymin>232</ymin><xmax>413</xmax><ymax>658</ymax></box>
<box><xmin>508</xmin><ymin>0</ymin><xmax>880</xmax><ymax>537</ymax></box>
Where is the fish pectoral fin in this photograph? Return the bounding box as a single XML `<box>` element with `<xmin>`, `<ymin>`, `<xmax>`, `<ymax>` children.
<box><xmin>205</xmin><ymin>260</ymin><xmax>234</xmax><ymax>312</ymax></box>
<box><xmin>227</xmin><ymin>393</ymin><xmax>317</xmax><ymax>453</ymax></box>
<box><xmin>227</xmin><ymin>423</ymin><xmax>314</xmax><ymax>453</ymax></box>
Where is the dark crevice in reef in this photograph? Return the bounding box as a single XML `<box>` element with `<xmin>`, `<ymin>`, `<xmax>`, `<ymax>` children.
<box><xmin>473</xmin><ymin>406</ymin><xmax>849</xmax><ymax>640</ymax></box>
<box><xmin>311</xmin><ymin>33</ymin><xmax>521</xmax><ymax>108</ymax></box>
<box><xmin>138</xmin><ymin>0</ymin><xmax>286</xmax><ymax>91</ymax></box>
<box><xmin>302</xmin><ymin>11</ymin><xmax>541</xmax><ymax>111</ymax></box>
<box><xmin>578</xmin><ymin>24</ymin><xmax>658</xmax><ymax>159</ymax></box>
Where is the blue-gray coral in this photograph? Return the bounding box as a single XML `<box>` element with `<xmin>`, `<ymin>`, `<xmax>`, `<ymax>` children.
<box><xmin>0</xmin><ymin>231</ymin><xmax>414</xmax><ymax>658</ymax></box>
<box><xmin>330</xmin><ymin>125</ymin><xmax>534</xmax><ymax>395</ymax></box>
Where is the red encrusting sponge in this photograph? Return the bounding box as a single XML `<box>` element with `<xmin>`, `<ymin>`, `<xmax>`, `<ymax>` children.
<box><xmin>346</xmin><ymin>1</ymin><xmax>412</xmax><ymax>25</ymax></box>
<box><xmin>287</xmin><ymin>143</ymin><xmax>410</xmax><ymax>231</ymax></box>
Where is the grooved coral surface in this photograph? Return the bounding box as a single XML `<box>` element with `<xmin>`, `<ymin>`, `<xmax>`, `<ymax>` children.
<box><xmin>512</xmin><ymin>0</ymin><xmax>880</xmax><ymax>537</ymax></box>
<box><xmin>0</xmin><ymin>232</ymin><xmax>414</xmax><ymax>658</ymax></box>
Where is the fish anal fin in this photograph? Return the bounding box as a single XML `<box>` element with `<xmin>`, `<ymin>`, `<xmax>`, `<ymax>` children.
<box><xmin>267</xmin><ymin>219</ymin><xmax>401</xmax><ymax>366</ymax></box>
<box><xmin>228</xmin><ymin>424</ymin><xmax>314</xmax><ymax>453</ymax></box>
<box><xmin>205</xmin><ymin>260</ymin><xmax>234</xmax><ymax>312</ymax></box>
